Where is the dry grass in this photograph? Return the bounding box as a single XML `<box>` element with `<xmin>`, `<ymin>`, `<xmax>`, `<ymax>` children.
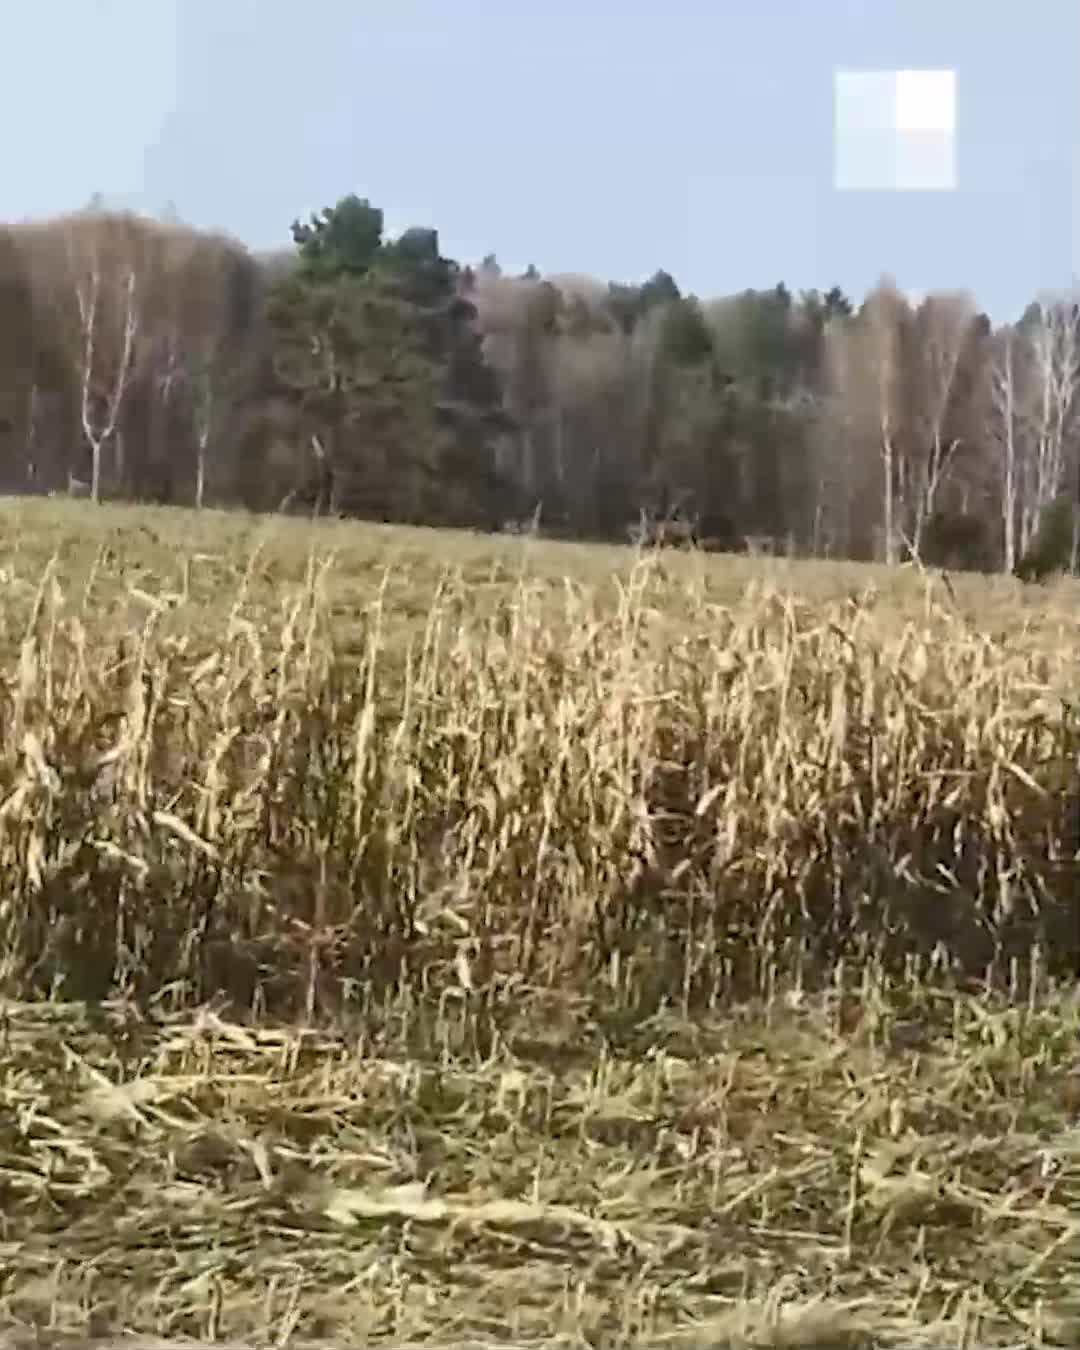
<box><xmin>0</xmin><ymin>496</ymin><xmax>1077</xmax><ymax>1350</ymax></box>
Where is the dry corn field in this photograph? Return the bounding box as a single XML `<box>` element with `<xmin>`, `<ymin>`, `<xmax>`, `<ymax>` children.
<box><xmin>0</xmin><ymin>497</ymin><xmax>1078</xmax><ymax>1350</ymax></box>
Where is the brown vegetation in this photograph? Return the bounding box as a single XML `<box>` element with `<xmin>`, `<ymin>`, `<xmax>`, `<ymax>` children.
<box><xmin>0</xmin><ymin>498</ymin><xmax>1076</xmax><ymax>1348</ymax></box>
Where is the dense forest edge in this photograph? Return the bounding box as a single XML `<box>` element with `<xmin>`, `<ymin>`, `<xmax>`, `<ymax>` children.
<box><xmin>1</xmin><ymin>193</ymin><xmax>1078</xmax><ymax>578</ymax></box>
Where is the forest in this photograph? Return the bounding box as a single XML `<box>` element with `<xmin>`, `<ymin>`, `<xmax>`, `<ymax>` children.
<box><xmin>0</xmin><ymin>192</ymin><xmax>1077</xmax><ymax>576</ymax></box>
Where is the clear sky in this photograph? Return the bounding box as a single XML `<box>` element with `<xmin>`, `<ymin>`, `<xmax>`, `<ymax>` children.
<box><xmin>4</xmin><ymin>0</ymin><xmax>1077</xmax><ymax>324</ymax></box>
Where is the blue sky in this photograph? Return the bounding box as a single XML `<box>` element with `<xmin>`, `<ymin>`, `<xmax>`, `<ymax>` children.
<box><xmin>4</xmin><ymin>0</ymin><xmax>1077</xmax><ymax>323</ymax></box>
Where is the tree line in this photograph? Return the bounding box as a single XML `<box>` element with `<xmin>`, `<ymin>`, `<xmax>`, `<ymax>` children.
<box><xmin>0</xmin><ymin>193</ymin><xmax>1077</xmax><ymax>575</ymax></box>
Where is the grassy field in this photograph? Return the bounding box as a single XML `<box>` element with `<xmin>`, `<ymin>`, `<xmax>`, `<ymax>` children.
<box><xmin>0</xmin><ymin>496</ymin><xmax>1078</xmax><ymax>1350</ymax></box>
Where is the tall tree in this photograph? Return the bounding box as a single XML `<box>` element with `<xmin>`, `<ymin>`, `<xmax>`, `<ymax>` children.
<box><xmin>44</xmin><ymin>210</ymin><xmax>151</xmax><ymax>502</ymax></box>
<box><xmin>902</xmin><ymin>291</ymin><xmax>978</xmax><ymax>555</ymax></box>
<box><xmin>268</xmin><ymin>197</ymin><xmax>506</xmax><ymax>523</ymax></box>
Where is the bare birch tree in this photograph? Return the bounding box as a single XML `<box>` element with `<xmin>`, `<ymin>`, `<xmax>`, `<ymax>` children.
<box><xmin>987</xmin><ymin>326</ymin><xmax>1022</xmax><ymax>571</ymax></box>
<box><xmin>876</xmin><ymin>285</ymin><xmax>916</xmax><ymax>562</ymax></box>
<box><xmin>904</xmin><ymin>291</ymin><xmax>976</xmax><ymax>554</ymax></box>
<box><xmin>61</xmin><ymin>214</ymin><xmax>143</xmax><ymax>502</ymax></box>
<box><xmin>824</xmin><ymin>279</ymin><xmax>909</xmax><ymax>562</ymax></box>
<box><xmin>137</xmin><ymin>226</ymin><xmax>256</xmax><ymax>508</ymax></box>
<box><xmin>1021</xmin><ymin>295</ymin><xmax>1080</xmax><ymax>554</ymax></box>
<box><xmin>982</xmin><ymin>296</ymin><xmax>1080</xmax><ymax>571</ymax></box>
